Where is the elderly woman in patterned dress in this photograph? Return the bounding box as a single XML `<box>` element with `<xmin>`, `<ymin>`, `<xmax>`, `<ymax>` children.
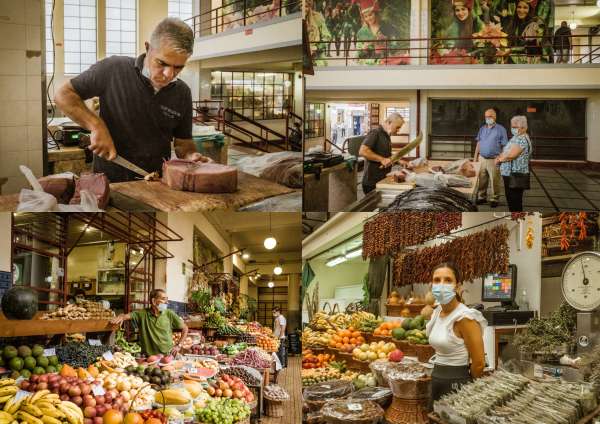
<box><xmin>495</xmin><ymin>115</ymin><xmax>532</xmax><ymax>211</ymax></box>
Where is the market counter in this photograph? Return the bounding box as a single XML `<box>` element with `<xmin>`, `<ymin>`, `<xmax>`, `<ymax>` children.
<box><xmin>0</xmin><ymin>172</ymin><xmax>294</xmax><ymax>212</ymax></box>
<box><xmin>303</xmin><ymin>161</ymin><xmax>357</xmax><ymax>212</ymax></box>
<box><xmin>0</xmin><ymin>314</ymin><xmax>118</xmax><ymax>338</ymax></box>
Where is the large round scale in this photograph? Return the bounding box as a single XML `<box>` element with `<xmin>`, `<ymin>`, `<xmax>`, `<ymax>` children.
<box><xmin>561</xmin><ymin>251</ymin><xmax>600</xmax><ymax>312</ymax></box>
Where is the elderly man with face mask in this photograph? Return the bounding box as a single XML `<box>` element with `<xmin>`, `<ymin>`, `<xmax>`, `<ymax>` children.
<box><xmin>359</xmin><ymin>112</ymin><xmax>407</xmax><ymax>195</ymax></box>
<box><xmin>473</xmin><ymin>108</ymin><xmax>508</xmax><ymax>208</ymax></box>
<box><xmin>110</xmin><ymin>289</ymin><xmax>189</xmax><ymax>357</ymax></box>
<box><xmin>54</xmin><ymin>18</ymin><xmax>210</xmax><ymax>183</ymax></box>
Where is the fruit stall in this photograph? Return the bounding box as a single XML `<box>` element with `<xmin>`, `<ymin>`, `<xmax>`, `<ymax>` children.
<box><xmin>0</xmin><ymin>317</ymin><xmax>288</xmax><ymax>424</ymax></box>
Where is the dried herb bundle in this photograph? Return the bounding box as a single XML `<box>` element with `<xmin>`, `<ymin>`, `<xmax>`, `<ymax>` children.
<box><xmin>513</xmin><ymin>302</ymin><xmax>577</xmax><ymax>355</ymax></box>
<box><xmin>362</xmin><ymin>212</ymin><xmax>462</xmax><ymax>259</ymax></box>
<box><xmin>393</xmin><ymin>225</ymin><xmax>510</xmax><ymax>285</ymax></box>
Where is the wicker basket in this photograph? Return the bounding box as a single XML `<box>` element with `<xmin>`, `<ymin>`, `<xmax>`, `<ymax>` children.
<box><xmin>361</xmin><ymin>332</ymin><xmax>374</xmax><ymax>343</ymax></box>
<box><xmin>371</xmin><ymin>335</ymin><xmax>392</xmax><ymax>343</ymax></box>
<box><xmin>384</xmin><ymin>396</ymin><xmax>429</xmax><ymax>424</ymax></box>
<box><xmin>348</xmin><ymin>358</ymin><xmax>372</xmax><ymax>372</ymax></box>
<box><xmin>264</xmin><ymin>397</ymin><xmax>288</xmax><ymax>417</ymax></box>
<box><xmin>395</xmin><ymin>340</ymin><xmax>415</xmax><ymax>356</ymax></box>
<box><xmin>386</xmin><ymin>304</ymin><xmax>424</xmax><ymax>317</ymax></box>
<box><xmin>412</xmin><ymin>343</ymin><xmax>435</xmax><ymax>363</ymax></box>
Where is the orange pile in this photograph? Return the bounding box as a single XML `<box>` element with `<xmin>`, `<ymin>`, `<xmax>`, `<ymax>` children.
<box><xmin>256</xmin><ymin>334</ymin><xmax>279</xmax><ymax>352</ymax></box>
<box><xmin>302</xmin><ymin>350</ymin><xmax>334</xmax><ymax>369</ymax></box>
<box><xmin>373</xmin><ymin>321</ymin><xmax>402</xmax><ymax>337</ymax></box>
<box><xmin>328</xmin><ymin>327</ymin><xmax>366</xmax><ymax>353</ymax></box>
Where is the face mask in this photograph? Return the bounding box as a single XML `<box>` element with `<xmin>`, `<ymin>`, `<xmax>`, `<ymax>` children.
<box><xmin>511</xmin><ymin>128</ymin><xmax>520</xmax><ymax>136</ymax></box>
<box><xmin>485</xmin><ymin>118</ymin><xmax>495</xmax><ymax>125</ymax></box>
<box><xmin>157</xmin><ymin>303</ymin><xmax>168</xmax><ymax>313</ymax></box>
<box><xmin>432</xmin><ymin>283</ymin><xmax>456</xmax><ymax>305</ymax></box>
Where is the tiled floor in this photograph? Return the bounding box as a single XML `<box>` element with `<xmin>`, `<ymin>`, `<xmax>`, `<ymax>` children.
<box><xmin>357</xmin><ymin>166</ymin><xmax>600</xmax><ymax>212</ymax></box>
<box><xmin>260</xmin><ymin>356</ymin><xmax>301</xmax><ymax>424</ymax></box>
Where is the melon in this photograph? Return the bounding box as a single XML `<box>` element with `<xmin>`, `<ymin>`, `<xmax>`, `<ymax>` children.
<box><xmin>1</xmin><ymin>286</ymin><xmax>38</xmax><ymax>320</ymax></box>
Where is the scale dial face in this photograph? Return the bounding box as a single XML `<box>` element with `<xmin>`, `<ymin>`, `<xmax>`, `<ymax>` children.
<box><xmin>561</xmin><ymin>251</ymin><xmax>600</xmax><ymax>311</ymax></box>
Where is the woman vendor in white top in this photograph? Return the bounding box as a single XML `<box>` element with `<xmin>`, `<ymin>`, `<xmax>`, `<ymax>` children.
<box><xmin>426</xmin><ymin>262</ymin><xmax>487</xmax><ymax>409</ymax></box>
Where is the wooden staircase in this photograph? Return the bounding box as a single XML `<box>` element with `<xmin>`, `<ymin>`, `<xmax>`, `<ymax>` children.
<box><xmin>193</xmin><ymin>100</ymin><xmax>303</xmax><ymax>153</ymax></box>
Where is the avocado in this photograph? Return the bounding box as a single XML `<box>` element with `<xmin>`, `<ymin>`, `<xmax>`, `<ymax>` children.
<box><xmin>152</xmin><ymin>368</ymin><xmax>162</xmax><ymax>377</ymax></box>
<box><xmin>150</xmin><ymin>376</ymin><xmax>161</xmax><ymax>385</ymax></box>
<box><xmin>17</xmin><ymin>346</ymin><xmax>32</xmax><ymax>358</ymax></box>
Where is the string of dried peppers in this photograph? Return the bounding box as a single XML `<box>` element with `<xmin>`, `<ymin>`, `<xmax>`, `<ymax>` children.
<box><xmin>393</xmin><ymin>225</ymin><xmax>510</xmax><ymax>285</ymax></box>
<box><xmin>362</xmin><ymin>212</ymin><xmax>462</xmax><ymax>259</ymax></box>
<box><xmin>559</xmin><ymin>212</ymin><xmax>587</xmax><ymax>251</ymax></box>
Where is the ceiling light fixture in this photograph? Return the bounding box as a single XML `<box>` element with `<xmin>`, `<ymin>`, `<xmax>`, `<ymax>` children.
<box><xmin>345</xmin><ymin>248</ymin><xmax>363</xmax><ymax>259</ymax></box>
<box><xmin>264</xmin><ymin>213</ymin><xmax>277</xmax><ymax>250</ymax></box>
<box><xmin>242</xmin><ymin>252</ymin><xmax>250</xmax><ymax>260</ymax></box>
<box><xmin>268</xmin><ymin>281</ymin><xmax>275</xmax><ymax>288</ymax></box>
<box><xmin>326</xmin><ymin>256</ymin><xmax>347</xmax><ymax>267</ymax></box>
<box><xmin>569</xmin><ymin>11</ymin><xmax>577</xmax><ymax>29</ymax></box>
<box><xmin>273</xmin><ymin>265</ymin><xmax>283</xmax><ymax>275</ymax></box>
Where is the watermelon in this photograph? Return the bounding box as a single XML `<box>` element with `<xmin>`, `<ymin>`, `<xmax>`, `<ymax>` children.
<box><xmin>1</xmin><ymin>287</ymin><xmax>38</xmax><ymax>320</ymax></box>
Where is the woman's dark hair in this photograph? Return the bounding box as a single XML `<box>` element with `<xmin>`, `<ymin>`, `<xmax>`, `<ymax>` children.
<box><xmin>150</xmin><ymin>288</ymin><xmax>166</xmax><ymax>300</ymax></box>
<box><xmin>272</xmin><ymin>307</ymin><xmax>281</xmax><ymax>312</ymax></box>
<box><xmin>432</xmin><ymin>262</ymin><xmax>463</xmax><ymax>302</ymax></box>
<box><xmin>432</xmin><ymin>261</ymin><xmax>461</xmax><ymax>283</ymax></box>
<box><xmin>453</xmin><ymin>4</ymin><xmax>474</xmax><ymax>50</ymax></box>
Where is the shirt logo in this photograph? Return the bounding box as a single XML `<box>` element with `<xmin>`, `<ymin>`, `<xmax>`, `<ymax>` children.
<box><xmin>160</xmin><ymin>105</ymin><xmax>181</xmax><ymax>119</ymax></box>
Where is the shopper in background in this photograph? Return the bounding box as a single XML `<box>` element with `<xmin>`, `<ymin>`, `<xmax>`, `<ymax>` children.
<box><xmin>359</xmin><ymin>112</ymin><xmax>407</xmax><ymax>195</ymax></box>
<box><xmin>426</xmin><ymin>262</ymin><xmax>487</xmax><ymax>410</ymax></box>
<box><xmin>474</xmin><ymin>108</ymin><xmax>508</xmax><ymax>208</ymax></box>
<box><xmin>553</xmin><ymin>21</ymin><xmax>572</xmax><ymax>64</ymax></box>
<box><xmin>273</xmin><ymin>307</ymin><xmax>287</xmax><ymax>368</ymax></box>
<box><xmin>495</xmin><ymin>115</ymin><xmax>532</xmax><ymax>212</ymax></box>
<box><xmin>110</xmin><ymin>289</ymin><xmax>189</xmax><ymax>356</ymax></box>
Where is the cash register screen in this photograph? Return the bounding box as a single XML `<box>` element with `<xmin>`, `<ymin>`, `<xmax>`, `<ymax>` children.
<box><xmin>482</xmin><ymin>265</ymin><xmax>516</xmax><ymax>302</ymax></box>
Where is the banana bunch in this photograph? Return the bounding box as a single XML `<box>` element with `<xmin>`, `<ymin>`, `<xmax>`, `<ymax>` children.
<box><xmin>350</xmin><ymin>311</ymin><xmax>377</xmax><ymax>330</ymax></box>
<box><xmin>330</xmin><ymin>313</ymin><xmax>351</xmax><ymax>329</ymax></box>
<box><xmin>0</xmin><ymin>381</ymin><xmax>83</xmax><ymax>424</ymax></box>
<box><xmin>302</xmin><ymin>328</ymin><xmax>335</xmax><ymax>348</ymax></box>
<box><xmin>309</xmin><ymin>312</ymin><xmax>333</xmax><ymax>331</ymax></box>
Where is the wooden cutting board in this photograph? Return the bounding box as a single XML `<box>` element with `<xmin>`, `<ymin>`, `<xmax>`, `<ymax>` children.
<box><xmin>110</xmin><ymin>171</ymin><xmax>294</xmax><ymax>212</ymax></box>
<box><xmin>0</xmin><ymin>172</ymin><xmax>293</xmax><ymax>212</ymax></box>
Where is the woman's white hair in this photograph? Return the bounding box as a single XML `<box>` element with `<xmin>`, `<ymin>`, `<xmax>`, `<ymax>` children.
<box><xmin>511</xmin><ymin>115</ymin><xmax>528</xmax><ymax>130</ymax></box>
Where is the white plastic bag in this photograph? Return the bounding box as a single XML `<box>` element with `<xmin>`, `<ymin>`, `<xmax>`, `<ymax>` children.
<box><xmin>17</xmin><ymin>165</ymin><xmax>102</xmax><ymax>212</ymax></box>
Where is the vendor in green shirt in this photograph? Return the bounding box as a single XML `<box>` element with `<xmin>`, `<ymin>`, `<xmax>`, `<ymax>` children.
<box><xmin>110</xmin><ymin>289</ymin><xmax>189</xmax><ymax>356</ymax></box>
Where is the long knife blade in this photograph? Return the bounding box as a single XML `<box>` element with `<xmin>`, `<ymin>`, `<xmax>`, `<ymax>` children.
<box><xmin>390</xmin><ymin>131</ymin><xmax>424</xmax><ymax>165</ymax></box>
<box><xmin>79</xmin><ymin>134</ymin><xmax>150</xmax><ymax>177</ymax></box>
<box><xmin>112</xmin><ymin>155</ymin><xmax>150</xmax><ymax>178</ymax></box>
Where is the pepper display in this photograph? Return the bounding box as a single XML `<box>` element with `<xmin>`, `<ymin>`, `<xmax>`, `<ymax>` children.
<box><xmin>362</xmin><ymin>212</ymin><xmax>462</xmax><ymax>259</ymax></box>
<box><xmin>393</xmin><ymin>225</ymin><xmax>510</xmax><ymax>286</ymax></box>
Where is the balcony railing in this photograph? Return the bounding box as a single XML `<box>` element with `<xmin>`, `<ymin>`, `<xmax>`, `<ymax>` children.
<box><xmin>185</xmin><ymin>0</ymin><xmax>301</xmax><ymax>38</ymax></box>
<box><xmin>308</xmin><ymin>34</ymin><xmax>600</xmax><ymax>66</ymax></box>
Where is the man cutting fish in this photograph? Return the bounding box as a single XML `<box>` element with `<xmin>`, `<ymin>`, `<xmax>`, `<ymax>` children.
<box><xmin>359</xmin><ymin>113</ymin><xmax>407</xmax><ymax>194</ymax></box>
<box><xmin>54</xmin><ymin>18</ymin><xmax>211</xmax><ymax>183</ymax></box>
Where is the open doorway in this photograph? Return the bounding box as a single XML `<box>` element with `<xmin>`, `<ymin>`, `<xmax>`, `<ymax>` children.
<box><xmin>328</xmin><ymin>103</ymin><xmax>369</xmax><ymax>148</ymax></box>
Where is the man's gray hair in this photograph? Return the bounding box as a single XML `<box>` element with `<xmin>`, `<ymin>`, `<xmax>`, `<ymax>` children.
<box><xmin>150</xmin><ymin>17</ymin><xmax>194</xmax><ymax>55</ymax></box>
<box><xmin>511</xmin><ymin>115</ymin><xmax>528</xmax><ymax>130</ymax></box>
<box><xmin>385</xmin><ymin>112</ymin><xmax>405</xmax><ymax>124</ymax></box>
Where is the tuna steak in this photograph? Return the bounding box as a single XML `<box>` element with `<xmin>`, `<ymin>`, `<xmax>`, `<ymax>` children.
<box><xmin>162</xmin><ymin>159</ymin><xmax>238</xmax><ymax>193</ymax></box>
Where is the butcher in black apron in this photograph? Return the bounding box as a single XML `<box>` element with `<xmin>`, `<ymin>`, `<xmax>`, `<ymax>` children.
<box><xmin>54</xmin><ymin>17</ymin><xmax>211</xmax><ymax>182</ymax></box>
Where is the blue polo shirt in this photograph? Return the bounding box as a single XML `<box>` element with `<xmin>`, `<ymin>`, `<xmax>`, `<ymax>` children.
<box><xmin>476</xmin><ymin>124</ymin><xmax>508</xmax><ymax>159</ymax></box>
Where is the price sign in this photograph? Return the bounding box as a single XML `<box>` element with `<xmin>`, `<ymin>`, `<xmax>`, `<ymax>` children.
<box><xmin>189</xmin><ymin>367</ymin><xmax>198</xmax><ymax>374</ymax></box>
<box><xmin>92</xmin><ymin>385</ymin><xmax>105</xmax><ymax>396</ymax></box>
<box><xmin>44</xmin><ymin>348</ymin><xmax>56</xmax><ymax>356</ymax></box>
<box><xmin>88</xmin><ymin>339</ymin><xmax>102</xmax><ymax>346</ymax></box>
<box><xmin>347</xmin><ymin>403</ymin><xmax>363</xmax><ymax>411</ymax></box>
<box><xmin>102</xmin><ymin>351</ymin><xmax>114</xmax><ymax>361</ymax></box>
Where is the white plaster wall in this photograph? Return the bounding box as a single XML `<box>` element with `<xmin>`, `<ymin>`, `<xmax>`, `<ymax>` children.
<box><xmin>0</xmin><ymin>213</ymin><xmax>11</xmax><ymax>272</ymax></box>
<box><xmin>191</xmin><ymin>15</ymin><xmax>301</xmax><ymax>60</ymax></box>
<box><xmin>165</xmin><ymin>212</ymin><xmax>232</xmax><ymax>302</ymax></box>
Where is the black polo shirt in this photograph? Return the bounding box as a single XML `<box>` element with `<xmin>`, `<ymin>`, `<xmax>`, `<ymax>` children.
<box><xmin>362</xmin><ymin>126</ymin><xmax>392</xmax><ymax>187</ymax></box>
<box><xmin>70</xmin><ymin>54</ymin><xmax>193</xmax><ymax>182</ymax></box>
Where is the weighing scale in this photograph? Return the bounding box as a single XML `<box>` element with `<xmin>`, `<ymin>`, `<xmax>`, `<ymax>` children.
<box><xmin>561</xmin><ymin>251</ymin><xmax>600</xmax><ymax>354</ymax></box>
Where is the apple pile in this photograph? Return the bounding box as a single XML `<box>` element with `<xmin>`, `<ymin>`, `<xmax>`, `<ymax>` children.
<box><xmin>205</xmin><ymin>374</ymin><xmax>254</xmax><ymax>404</ymax></box>
<box><xmin>20</xmin><ymin>374</ymin><xmax>100</xmax><ymax>407</ymax></box>
<box><xmin>81</xmin><ymin>391</ymin><xmax>131</xmax><ymax>424</ymax></box>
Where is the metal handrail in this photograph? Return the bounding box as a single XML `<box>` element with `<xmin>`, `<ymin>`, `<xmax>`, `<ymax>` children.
<box><xmin>185</xmin><ymin>0</ymin><xmax>301</xmax><ymax>38</ymax></box>
<box><xmin>308</xmin><ymin>33</ymin><xmax>600</xmax><ymax>65</ymax></box>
